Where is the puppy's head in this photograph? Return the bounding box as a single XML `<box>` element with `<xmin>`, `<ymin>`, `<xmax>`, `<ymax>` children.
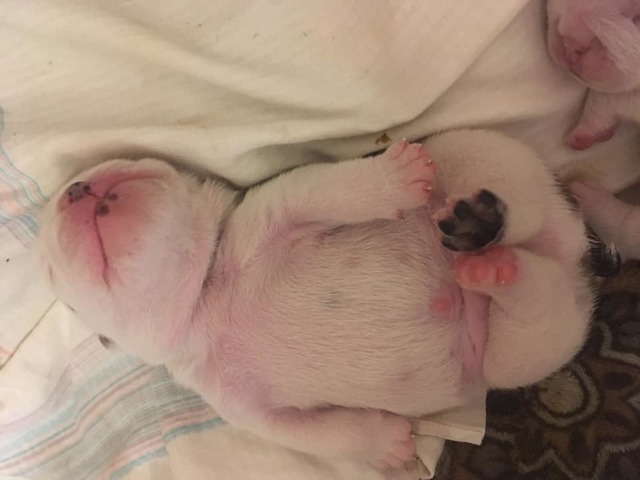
<box><xmin>37</xmin><ymin>159</ymin><xmax>230</xmax><ymax>364</ymax></box>
<box><xmin>546</xmin><ymin>0</ymin><xmax>640</xmax><ymax>92</ymax></box>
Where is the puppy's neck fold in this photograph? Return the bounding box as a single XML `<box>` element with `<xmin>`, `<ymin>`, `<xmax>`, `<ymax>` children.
<box><xmin>174</xmin><ymin>179</ymin><xmax>239</xmax><ymax>363</ymax></box>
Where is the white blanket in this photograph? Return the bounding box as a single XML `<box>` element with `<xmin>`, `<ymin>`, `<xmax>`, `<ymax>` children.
<box><xmin>0</xmin><ymin>1</ymin><xmax>638</xmax><ymax>479</ymax></box>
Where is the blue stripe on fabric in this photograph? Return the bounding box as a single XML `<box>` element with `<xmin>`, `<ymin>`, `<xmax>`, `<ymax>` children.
<box><xmin>0</xmin><ymin>341</ymin><xmax>225</xmax><ymax>480</ymax></box>
<box><xmin>161</xmin><ymin>416</ymin><xmax>227</xmax><ymax>444</ymax></box>
<box><xmin>0</xmin><ymin>106</ymin><xmax>47</xmax><ymax>240</ymax></box>
<box><xmin>17</xmin><ymin>411</ymin><xmax>162</xmax><ymax>477</ymax></box>
<box><xmin>110</xmin><ymin>419</ymin><xmax>227</xmax><ymax>480</ymax></box>
<box><xmin>0</xmin><ymin>360</ymin><xmax>146</xmax><ymax>458</ymax></box>
<box><xmin>0</xmin><ymin>212</ymin><xmax>39</xmax><ymax>237</ymax></box>
<box><xmin>0</xmin><ymin>107</ymin><xmax>48</xmax><ymax>206</ymax></box>
<box><xmin>1</xmin><ymin>218</ymin><xmax>33</xmax><ymax>246</ymax></box>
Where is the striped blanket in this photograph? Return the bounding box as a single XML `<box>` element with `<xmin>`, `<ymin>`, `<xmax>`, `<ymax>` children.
<box><xmin>0</xmin><ymin>337</ymin><xmax>223</xmax><ymax>480</ymax></box>
<box><xmin>0</xmin><ymin>1</ymin><xmax>638</xmax><ymax>479</ymax></box>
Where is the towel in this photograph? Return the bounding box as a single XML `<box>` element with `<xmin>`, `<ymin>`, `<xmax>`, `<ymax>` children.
<box><xmin>0</xmin><ymin>0</ymin><xmax>638</xmax><ymax>478</ymax></box>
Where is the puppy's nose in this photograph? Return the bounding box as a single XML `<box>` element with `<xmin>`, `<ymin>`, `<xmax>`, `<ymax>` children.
<box><xmin>65</xmin><ymin>181</ymin><xmax>92</xmax><ymax>203</ymax></box>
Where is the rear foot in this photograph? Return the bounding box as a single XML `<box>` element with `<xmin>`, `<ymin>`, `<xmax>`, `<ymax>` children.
<box><xmin>566</xmin><ymin>124</ymin><xmax>617</xmax><ymax>150</ymax></box>
<box><xmin>454</xmin><ymin>246</ymin><xmax>519</xmax><ymax>289</ymax></box>
<box><xmin>365</xmin><ymin>411</ymin><xmax>416</xmax><ymax>471</ymax></box>
<box><xmin>434</xmin><ymin>189</ymin><xmax>506</xmax><ymax>252</ymax></box>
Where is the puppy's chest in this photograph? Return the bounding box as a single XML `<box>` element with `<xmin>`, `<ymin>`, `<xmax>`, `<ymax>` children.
<box><xmin>209</xmin><ymin>222</ymin><xmax>484</xmax><ymax>404</ymax></box>
<box><xmin>302</xmin><ymin>214</ymin><xmax>444</xmax><ymax>272</ymax></box>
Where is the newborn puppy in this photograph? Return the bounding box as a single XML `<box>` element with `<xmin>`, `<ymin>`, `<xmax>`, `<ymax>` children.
<box><xmin>546</xmin><ymin>0</ymin><xmax>640</xmax><ymax>149</ymax></box>
<box><xmin>37</xmin><ymin>130</ymin><xmax>595</xmax><ymax>472</ymax></box>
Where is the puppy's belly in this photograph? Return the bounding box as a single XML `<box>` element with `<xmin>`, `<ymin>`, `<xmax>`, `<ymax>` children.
<box><xmin>459</xmin><ymin>289</ymin><xmax>490</xmax><ymax>379</ymax></box>
<box><xmin>431</xmin><ymin>284</ymin><xmax>489</xmax><ymax>380</ymax></box>
<box><xmin>220</xmin><ymin>220</ymin><xmax>492</xmax><ymax>416</ymax></box>
<box><xmin>228</xmin><ymin>285</ymin><xmax>491</xmax><ymax>417</ymax></box>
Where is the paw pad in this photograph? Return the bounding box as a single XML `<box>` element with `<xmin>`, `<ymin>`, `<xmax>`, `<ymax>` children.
<box><xmin>435</xmin><ymin>189</ymin><xmax>506</xmax><ymax>252</ymax></box>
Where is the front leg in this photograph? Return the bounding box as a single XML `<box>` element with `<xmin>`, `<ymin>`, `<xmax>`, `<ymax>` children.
<box><xmin>225</xmin><ymin>141</ymin><xmax>435</xmax><ymax>265</ymax></box>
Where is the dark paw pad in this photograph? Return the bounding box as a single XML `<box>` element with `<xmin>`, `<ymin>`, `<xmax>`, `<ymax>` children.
<box><xmin>437</xmin><ymin>189</ymin><xmax>506</xmax><ymax>252</ymax></box>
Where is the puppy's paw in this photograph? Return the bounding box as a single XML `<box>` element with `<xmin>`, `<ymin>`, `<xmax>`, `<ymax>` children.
<box><xmin>566</xmin><ymin>123</ymin><xmax>617</xmax><ymax>150</ymax></box>
<box><xmin>365</xmin><ymin>411</ymin><xmax>416</xmax><ymax>472</ymax></box>
<box><xmin>380</xmin><ymin>141</ymin><xmax>435</xmax><ymax>217</ymax></box>
<box><xmin>454</xmin><ymin>246</ymin><xmax>519</xmax><ymax>289</ymax></box>
<box><xmin>434</xmin><ymin>189</ymin><xmax>506</xmax><ymax>252</ymax></box>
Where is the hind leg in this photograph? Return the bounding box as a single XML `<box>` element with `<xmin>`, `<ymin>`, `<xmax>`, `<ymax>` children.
<box><xmin>454</xmin><ymin>246</ymin><xmax>591</xmax><ymax>388</ymax></box>
<box><xmin>213</xmin><ymin>399</ymin><xmax>416</xmax><ymax>471</ymax></box>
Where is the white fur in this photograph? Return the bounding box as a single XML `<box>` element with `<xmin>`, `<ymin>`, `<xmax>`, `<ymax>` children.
<box><xmin>546</xmin><ymin>0</ymin><xmax>640</xmax><ymax>147</ymax></box>
<box><xmin>547</xmin><ymin>0</ymin><xmax>640</xmax><ymax>256</ymax></box>
<box><xmin>37</xmin><ymin>129</ymin><xmax>594</xmax><ymax>472</ymax></box>
<box><xmin>547</xmin><ymin>0</ymin><xmax>640</xmax><ymax>93</ymax></box>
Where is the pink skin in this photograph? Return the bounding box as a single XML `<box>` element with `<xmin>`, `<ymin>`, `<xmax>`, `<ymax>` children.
<box><xmin>384</xmin><ymin>141</ymin><xmax>435</xmax><ymax>219</ymax></box>
<box><xmin>449</xmin><ymin>247</ymin><xmax>519</xmax><ymax>381</ymax></box>
<box><xmin>546</xmin><ymin>0</ymin><xmax>640</xmax><ymax>148</ymax></box>
<box><xmin>566</xmin><ymin>124</ymin><xmax>617</xmax><ymax>150</ymax></box>
<box><xmin>563</xmin><ymin>90</ymin><xmax>639</xmax><ymax>149</ymax></box>
<box><xmin>37</xmin><ymin>130</ymin><xmax>594</xmax><ymax>472</ymax></box>
<box><xmin>454</xmin><ymin>247</ymin><xmax>519</xmax><ymax>289</ymax></box>
<box><xmin>57</xmin><ymin>175</ymin><xmax>169</xmax><ymax>285</ymax></box>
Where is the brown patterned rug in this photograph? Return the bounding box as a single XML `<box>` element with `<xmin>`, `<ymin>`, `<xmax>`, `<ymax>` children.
<box><xmin>434</xmin><ymin>261</ymin><xmax>640</xmax><ymax>480</ymax></box>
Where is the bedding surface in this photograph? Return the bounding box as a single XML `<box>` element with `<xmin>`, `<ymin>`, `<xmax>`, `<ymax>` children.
<box><xmin>0</xmin><ymin>1</ymin><xmax>638</xmax><ymax>479</ymax></box>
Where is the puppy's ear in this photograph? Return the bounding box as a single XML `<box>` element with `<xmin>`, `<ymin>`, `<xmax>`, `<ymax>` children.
<box><xmin>98</xmin><ymin>335</ymin><xmax>117</xmax><ymax>350</ymax></box>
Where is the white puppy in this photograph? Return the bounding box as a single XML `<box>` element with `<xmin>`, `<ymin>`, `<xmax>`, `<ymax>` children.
<box><xmin>37</xmin><ymin>129</ymin><xmax>595</xmax><ymax>472</ymax></box>
<box><xmin>547</xmin><ymin>0</ymin><xmax>640</xmax><ymax>149</ymax></box>
<box><xmin>547</xmin><ymin>0</ymin><xmax>640</xmax><ymax>260</ymax></box>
